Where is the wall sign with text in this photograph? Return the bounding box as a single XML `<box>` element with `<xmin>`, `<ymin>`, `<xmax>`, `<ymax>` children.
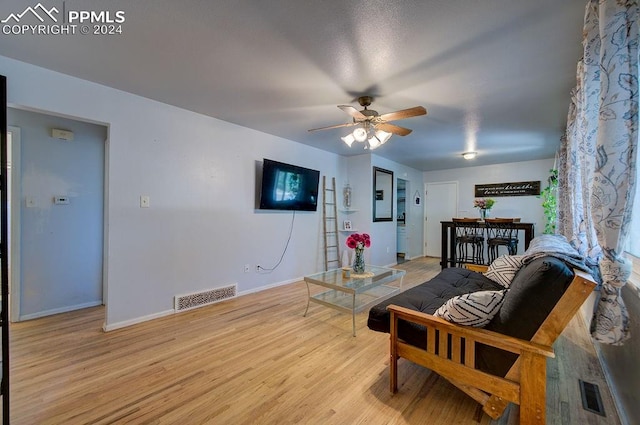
<box><xmin>474</xmin><ymin>181</ymin><xmax>541</xmax><ymax>197</ymax></box>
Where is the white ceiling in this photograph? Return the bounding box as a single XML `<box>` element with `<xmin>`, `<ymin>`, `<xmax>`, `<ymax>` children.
<box><xmin>0</xmin><ymin>0</ymin><xmax>586</xmax><ymax>171</ymax></box>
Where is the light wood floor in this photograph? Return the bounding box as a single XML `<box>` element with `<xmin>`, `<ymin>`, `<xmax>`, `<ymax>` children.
<box><xmin>5</xmin><ymin>257</ymin><xmax>620</xmax><ymax>424</ymax></box>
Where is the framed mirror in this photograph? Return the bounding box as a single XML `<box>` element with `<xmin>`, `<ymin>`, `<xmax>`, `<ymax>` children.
<box><xmin>373</xmin><ymin>167</ymin><xmax>394</xmax><ymax>222</ymax></box>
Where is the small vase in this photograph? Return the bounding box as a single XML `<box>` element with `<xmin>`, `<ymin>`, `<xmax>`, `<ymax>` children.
<box><xmin>343</xmin><ymin>183</ymin><xmax>352</xmax><ymax>209</ymax></box>
<box><xmin>479</xmin><ymin>208</ymin><xmax>489</xmax><ymax>220</ymax></box>
<box><xmin>353</xmin><ymin>247</ymin><xmax>365</xmax><ymax>273</ymax></box>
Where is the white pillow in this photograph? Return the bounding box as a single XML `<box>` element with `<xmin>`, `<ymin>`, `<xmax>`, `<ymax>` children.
<box><xmin>434</xmin><ymin>290</ymin><xmax>506</xmax><ymax>327</ymax></box>
<box><xmin>483</xmin><ymin>255</ymin><xmax>525</xmax><ymax>288</ymax></box>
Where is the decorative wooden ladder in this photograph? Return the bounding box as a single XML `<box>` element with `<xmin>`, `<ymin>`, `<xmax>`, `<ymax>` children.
<box><xmin>322</xmin><ymin>176</ymin><xmax>341</xmax><ymax>271</ymax></box>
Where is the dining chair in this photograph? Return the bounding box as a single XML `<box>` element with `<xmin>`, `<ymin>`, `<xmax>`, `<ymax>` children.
<box><xmin>452</xmin><ymin>218</ymin><xmax>485</xmax><ymax>266</ymax></box>
<box><xmin>485</xmin><ymin>218</ymin><xmax>519</xmax><ymax>264</ymax></box>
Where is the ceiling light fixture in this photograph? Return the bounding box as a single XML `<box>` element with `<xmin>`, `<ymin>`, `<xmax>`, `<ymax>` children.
<box><xmin>368</xmin><ymin>130</ymin><xmax>392</xmax><ymax>150</ymax></box>
<box><xmin>340</xmin><ymin>133</ymin><xmax>356</xmax><ymax>147</ymax></box>
<box><xmin>342</xmin><ymin>126</ymin><xmax>393</xmax><ymax>150</ymax></box>
<box><xmin>352</xmin><ymin>127</ymin><xmax>368</xmax><ymax>142</ymax></box>
<box><xmin>462</xmin><ymin>151</ymin><xmax>477</xmax><ymax>160</ymax></box>
<box><xmin>310</xmin><ymin>96</ymin><xmax>427</xmax><ymax>150</ymax></box>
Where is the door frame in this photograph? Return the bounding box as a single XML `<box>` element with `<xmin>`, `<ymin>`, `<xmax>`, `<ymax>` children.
<box><xmin>8</xmin><ymin>126</ymin><xmax>20</xmax><ymax>322</ymax></box>
<box><xmin>8</xmin><ymin>108</ymin><xmax>109</xmax><ymax>324</ymax></box>
<box><xmin>396</xmin><ymin>177</ymin><xmax>408</xmax><ymax>258</ymax></box>
<box><xmin>1</xmin><ymin>74</ymin><xmax>9</xmax><ymax>423</ymax></box>
<box><xmin>423</xmin><ymin>181</ymin><xmax>458</xmax><ymax>257</ymax></box>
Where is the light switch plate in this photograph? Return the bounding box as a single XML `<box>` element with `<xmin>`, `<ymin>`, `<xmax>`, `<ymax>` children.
<box><xmin>54</xmin><ymin>196</ymin><xmax>69</xmax><ymax>205</ymax></box>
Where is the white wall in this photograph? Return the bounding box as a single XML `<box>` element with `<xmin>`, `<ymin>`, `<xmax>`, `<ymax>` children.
<box><xmin>599</xmin><ymin>284</ymin><xmax>640</xmax><ymax>424</ymax></box>
<box><xmin>340</xmin><ymin>154</ymin><xmax>424</xmax><ymax>267</ymax></box>
<box><xmin>580</xmin><ymin>286</ymin><xmax>640</xmax><ymax>425</ymax></box>
<box><xmin>340</xmin><ymin>154</ymin><xmax>371</xmax><ymax>265</ymax></box>
<box><xmin>9</xmin><ymin>109</ymin><xmax>106</xmax><ymax>319</ymax></box>
<box><xmin>424</xmin><ymin>158</ymin><xmax>555</xmax><ymax>253</ymax></box>
<box><xmin>372</xmin><ymin>155</ymin><xmax>425</xmax><ymax>266</ymax></box>
<box><xmin>333</xmin><ymin>154</ymin><xmax>425</xmax><ymax>268</ymax></box>
<box><xmin>0</xmin><ymin>55</ymin><xmax>344</xmax><ymax>329</ymax></box>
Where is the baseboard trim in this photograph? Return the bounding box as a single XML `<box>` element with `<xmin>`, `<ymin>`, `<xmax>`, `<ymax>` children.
<box><xmin>19</xmin><ymin>300</ymin><xmax>103</xmax><ymax>321</ymax></box>
<box><xmin>103</xmin><ymin>277</ymin><xmax>301</xmax><ymax>331</ymax></box>
<box><xmin>103</xmin><ymin>309</ymin><xmax>174</xmax><ymax>332</ymax></box>
<box><xmin>237</xmin><ymin>276</ymin><xmax>300</xmax><ymax>297</ymax></box>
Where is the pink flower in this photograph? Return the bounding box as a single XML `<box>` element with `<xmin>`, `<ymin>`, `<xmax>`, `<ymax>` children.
<box><xmin>473</xmin><ymin>198</ymin><xmax>495</xmax><ymax>209</ymax></box>
<box><xmin>346</xmin><ymin>233</ymin><xmax>371</xmax><ymax>250</ymax></box>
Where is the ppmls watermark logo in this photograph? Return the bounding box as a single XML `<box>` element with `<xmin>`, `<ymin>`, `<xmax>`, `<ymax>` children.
<box><xmin>2</xmin><ymin>2</ymin><xmax>126</xmax><ymax>36</ymax></box>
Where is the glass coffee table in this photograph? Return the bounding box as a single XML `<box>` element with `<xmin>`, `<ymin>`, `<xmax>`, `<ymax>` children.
<box><xmin>303</xmin><ymin>265</ymin><xmax>406</xmax><ymax>336</ymax></box>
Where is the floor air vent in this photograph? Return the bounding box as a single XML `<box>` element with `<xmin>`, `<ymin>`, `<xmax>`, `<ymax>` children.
<box><xmin>579</xmin><ymin>379</ymin><xmax>606</xmax><ymax>416</ymax></box>
<box><xmin>175</xmin><ymin>284</ymin><xmax>237</xmax><ymax>311</ymax></box>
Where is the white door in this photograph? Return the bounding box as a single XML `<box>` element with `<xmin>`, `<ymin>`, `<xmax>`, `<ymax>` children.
<box><xmin>424</xmin><ymin>182</ymin><xmax>458</xmax><ymax>257</ymax></box>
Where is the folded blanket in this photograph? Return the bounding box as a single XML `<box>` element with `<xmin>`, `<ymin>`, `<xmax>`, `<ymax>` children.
<box><xmin>523</xmin><ymin>234</ymin><xmax>591</xmax><ymax>272</ymax></box>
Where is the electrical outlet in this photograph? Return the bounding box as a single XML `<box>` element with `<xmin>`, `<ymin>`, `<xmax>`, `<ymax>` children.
<box><xmin>140</xmin><ymin>195</ymin><xmax>150</xmax><ymax>208</ymax></box>
<box><xmin>243</xmin><ymin>264</ymin><xmax>250</xmax><ymax>273</ymax></box>
<box><xmin>386</xmin><ymin>246</ymin><xmax>390</xmax><ymax>253</ymax></box>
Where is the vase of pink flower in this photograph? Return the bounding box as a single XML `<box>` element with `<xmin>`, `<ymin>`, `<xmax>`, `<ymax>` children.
<box><xmin>346</xmin><ymin>233</ymin><xmax>371</xmax><ymax>273</ymax></box>
<box><xmin>473</xmin><ymin>198</ymin><xmax>495</xmax><ymax>220</ymax></box>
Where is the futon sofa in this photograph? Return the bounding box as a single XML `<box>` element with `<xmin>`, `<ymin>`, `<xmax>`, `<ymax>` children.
<box><xmin>368</xmin><ymin>255</ymin><xmax>573</xmax><ymax>375</ymax></box>
<box><xmin>367</xmin><ymin>235</ymin><xmax>597</xmax><ymax>424</ymax></box>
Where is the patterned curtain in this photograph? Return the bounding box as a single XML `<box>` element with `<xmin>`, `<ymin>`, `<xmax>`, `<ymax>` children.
<box><xmin>558</xmin><ymin>0</ymin><xmax>638</xmax><ymax>345</ymax></box>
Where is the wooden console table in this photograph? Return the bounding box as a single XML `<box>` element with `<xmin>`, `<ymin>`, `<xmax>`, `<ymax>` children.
<box><xmin>440</xmin><ymin>221</ymin><xmax>535</xmax><ymax>269</ymax></box>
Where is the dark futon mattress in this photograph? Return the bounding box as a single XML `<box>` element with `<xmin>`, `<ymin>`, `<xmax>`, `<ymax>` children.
<box><xmin>367</xmin><ymin>267</ymin><xmax>503</xmax><ymax>348</ymax></box>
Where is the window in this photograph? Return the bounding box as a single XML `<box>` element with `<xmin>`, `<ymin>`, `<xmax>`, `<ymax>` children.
<box><xmin>628</xmin><ymin>183</ymin><xmax>640</xmax><ymax>258</ymax></box>
<box><xmin>625</xmin><ymin>135</ymin><xmax>640</xmax><ymax>288</ymax></box>
<box><xmin>626</xmin><ymin>132</ymin><xmax>640</xmax><ymax>257</ymax></box>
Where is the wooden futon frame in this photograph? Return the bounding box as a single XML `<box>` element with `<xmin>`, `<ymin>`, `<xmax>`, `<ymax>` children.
<box><xmin>387</xmin><ymin>264</ymin><xmax>596</xmax><ymax>424</ymax></box>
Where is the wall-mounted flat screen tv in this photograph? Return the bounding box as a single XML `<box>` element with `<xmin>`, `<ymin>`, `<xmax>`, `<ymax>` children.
<box><xmin>259</xmin><ymin>159</ymin><xmax>320</xmax><ymax>211</ymax></box>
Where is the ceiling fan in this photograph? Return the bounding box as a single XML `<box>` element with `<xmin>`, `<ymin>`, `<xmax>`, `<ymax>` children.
<box><xmin>308</xmin><ymin>96</ymin><xmax>427</xmax><ymax>149</ymax></box>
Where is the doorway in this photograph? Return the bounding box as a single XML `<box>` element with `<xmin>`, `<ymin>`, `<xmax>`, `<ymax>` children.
<box><xmin>424</xmin><ymin>181</ymin><xmax>458</xmax><ymax>257</ymax></box>
<box><xmin>9</xmin><ymin>108</ymin><xmax>107</xmax><ymax>321</ymax></box>
<box><xmin>396</xmin><ymin>178</ymin><xmax>408</xmax><ymax>263</ymax></box>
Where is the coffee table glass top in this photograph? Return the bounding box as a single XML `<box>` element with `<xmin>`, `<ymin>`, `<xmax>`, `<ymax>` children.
<box><xmin>304</xmin><ymin>265</ymin><xmax>406</xmax><ymax>294</ymax></box>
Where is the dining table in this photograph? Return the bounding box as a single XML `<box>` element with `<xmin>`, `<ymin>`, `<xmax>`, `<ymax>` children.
<box><xmin>440</xmin><ymin>220</ymin><xmax>535</xmax><ymax>269</ymax></box>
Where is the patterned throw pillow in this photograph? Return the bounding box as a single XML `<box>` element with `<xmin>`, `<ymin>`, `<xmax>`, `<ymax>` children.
<box><xmin>483</xmin><ymin>255</ymin><xmax>525</xmax><ymax>288</ymax></box>
<box><xmin>434</xmin><ymin>290</ymin><xmax>506</xmax><ymax>327</ymax></box>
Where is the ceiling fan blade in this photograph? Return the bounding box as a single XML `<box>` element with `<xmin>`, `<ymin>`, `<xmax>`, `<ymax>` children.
<box><xmin>375</xmin><ymin>122</ymin><xmax>413</xmax><ymax>136</ymax></box>
<box><xmin>338</xmin><ymin>105</ymin><xmax>367</xmax><ymax>120</ymax></box>
<box><xmin>378</xmin><ymin>106</ymin><xmax>427</xmax><ymax>122</ymax></box>
<box><xmin>308</xmin><ymin>122</ymin><xmax>358</xmax><ymax>132</ymax></box>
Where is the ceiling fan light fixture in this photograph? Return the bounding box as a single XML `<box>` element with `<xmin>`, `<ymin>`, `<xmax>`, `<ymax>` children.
<box><xmin>353</xmin><ymin>127</ymin><xmax>368</xmax><ymax>142</ymax></box>
<box><xmin>375</xmin><ymin>130</ymin><xmax>392</xmax><ymax>145</ymax></box>
<box><xmin>308</xmin><ymin>97</ymin><xmax>426</xmax><ymax>149</ymax></box>
<box><xmin>341</xmin><ymin>133</ymin><xmax>356</xmax><ymax>147</ymax></box>
<box><xmin>462</xmin><ymin>151</ymin><xmax>477</xmax><ymax>160</ymax></box>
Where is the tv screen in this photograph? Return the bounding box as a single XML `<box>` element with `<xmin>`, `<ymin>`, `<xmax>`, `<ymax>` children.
<box><xmin>259</xmin><ymin>159</ymin><xmax>320</xmax><ymax>211</ymax></box>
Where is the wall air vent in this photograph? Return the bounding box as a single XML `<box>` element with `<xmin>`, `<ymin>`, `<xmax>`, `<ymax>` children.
<box><xmin>579</xmin><ymin>379</ymin><xmax>606</xmax><ymax>416</ymax></box>
<box><xmin>174</xmin><ymin>284</ymin><xmax>237</xmax><ymax>311</ymax></box>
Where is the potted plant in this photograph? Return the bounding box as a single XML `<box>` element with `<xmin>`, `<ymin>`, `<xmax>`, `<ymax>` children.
<box><xmin>473</xmin><ymin>198</ymin><xmax>496</xmax><ymax>220</ymax></box>
<box><xmin>539</xmin><ymin>169</ymin><xmax>558</xmax><ymax>234</ymax></box>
